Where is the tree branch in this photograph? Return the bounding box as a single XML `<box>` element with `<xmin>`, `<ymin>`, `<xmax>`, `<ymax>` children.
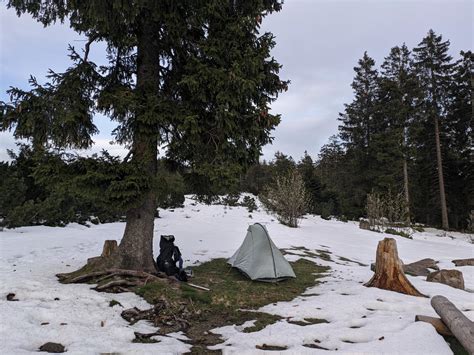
<box><xmin>83</xmin><ymin>33</ymin><xmax>100</xmax><ymax>62</ymax></box>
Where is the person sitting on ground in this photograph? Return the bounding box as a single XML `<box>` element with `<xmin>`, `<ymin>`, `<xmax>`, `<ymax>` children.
<box><xmin>156</xmin><ymin>235</ymin><xmax>187</xmax><ymax>281</ymax></box>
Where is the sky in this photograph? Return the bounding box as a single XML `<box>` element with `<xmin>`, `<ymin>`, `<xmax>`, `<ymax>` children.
<box><xmin>0</xmin><ymin>0</ymin><xmax>472</xmax><ymax>162</ymax></box>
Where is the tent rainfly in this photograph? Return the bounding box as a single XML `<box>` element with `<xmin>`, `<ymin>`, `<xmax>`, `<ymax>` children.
<box><xmin>228</xmin><ymin>223</ymin><xmax>296</xmax><ymax>282</ymax></box>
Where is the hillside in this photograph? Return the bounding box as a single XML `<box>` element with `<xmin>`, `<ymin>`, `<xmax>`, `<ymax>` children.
<box><xmin>1</xmin><ymin>197</ymin><xmax>473</xmax><ymax>354</ymax></box>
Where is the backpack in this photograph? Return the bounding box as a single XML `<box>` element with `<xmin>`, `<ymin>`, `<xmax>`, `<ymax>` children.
<box><xmin>156</xmin><ymin>235</ymin><xmax>180</xmax><ymax>276</ymax></box>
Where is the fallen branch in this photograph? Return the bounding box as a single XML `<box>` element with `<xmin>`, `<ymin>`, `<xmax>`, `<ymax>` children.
<box><xmin>187</xmin><ymin>283</ymin><xmax>210</xmax><ymax>291</ymax></box>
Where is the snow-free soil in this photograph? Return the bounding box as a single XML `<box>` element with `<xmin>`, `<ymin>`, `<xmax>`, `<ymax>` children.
<box><xmin>1</xmin><ymin>197</ymin><xmax>473</xmax><ymax>354</ymax></box>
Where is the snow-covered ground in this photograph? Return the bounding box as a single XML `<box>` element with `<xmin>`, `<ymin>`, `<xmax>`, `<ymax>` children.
<box><xmin>0</xmin><ymin>197</ymin><xmax>473</xmax><ymax>354</ymax></box>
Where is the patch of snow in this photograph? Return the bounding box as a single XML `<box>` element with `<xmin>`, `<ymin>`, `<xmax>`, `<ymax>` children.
<box><xmin>1</xmin><ymin>195</ymin><xmax>472</xmax><ymax>353</ymax></box>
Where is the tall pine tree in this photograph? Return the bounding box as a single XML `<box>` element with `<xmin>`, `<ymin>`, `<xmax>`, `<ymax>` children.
<box><xmin>413</xmin><ymin>30</ymin><xmax>454</xmax><ymax>229</ymax></box>
<box><xmin>444</xmin><ymin>51</ymin><xmax>473</xmax><ymax>228</ymax></box>
<box><xmin>338</xmin><ymin>52</ymin><xmax>379</xmax><ymax>216</ymax></box>
<box><xmin>376</xmin><ymin>44</ymin><xmax>421</xmax><ymax>222</ymax></box>
<box><xmin>0</xmin><ymin>1</ymin><xmax>287</xmax><ymax>272</ymax></box>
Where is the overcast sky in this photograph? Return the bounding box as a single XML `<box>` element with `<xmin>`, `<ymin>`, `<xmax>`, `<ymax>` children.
<box><xmin>0</xmin><ymin>0</ymin><xmax>472</xmax><ymax>162</ymax></box>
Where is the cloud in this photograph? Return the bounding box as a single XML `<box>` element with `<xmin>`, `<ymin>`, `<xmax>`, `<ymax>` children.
<box><xmin>1</xmin><ymin>0</ymin><xmax>472</xmax><ymax>163</ymax></box>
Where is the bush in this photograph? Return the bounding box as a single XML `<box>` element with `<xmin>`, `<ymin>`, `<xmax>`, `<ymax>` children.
<box><xmin>193</xmin><ymin>194</ymin><xmax>221</xmax><ymax>205</ymax></box>
<box><xmin>385</xmin><ymin>228</ymin><xmax>413</xmax><ymax>239</ymax></box>
<box><xmin>156</xmin><ymin>165</ymin><xmax>185</xmax><ymax>209</ymax></box>
<box><xmin>222</xmin><ymin>193</ymin><xmax>241</xmax><ymax>206</ymax></box>
<box><xmin>337</xmin><ymin>215</ymin><xmax>348</xmax><ymax>222</ymax></box>
<box><xmin>412</xmin><ymin>224</ymin><xmax>425</xmax><ymax>233</ymax></box>
<box><xmin>241</xmin><ymin>196</ymin><xmax>257</xmax><ymax>212</ymax></box>
<box><xmin>320</xmin><ymin>213</ymin><xmax>331</xmax><ymax>221</ymax></box>
<box><xmin>366</xmin><ymin>190</ymin><xmax>409</xmax><ymax>232</ymax></box>
<box><xmin>260</xmin><ymin>170</ymin><xmax>309</xmax><ymax>228</ymax></box>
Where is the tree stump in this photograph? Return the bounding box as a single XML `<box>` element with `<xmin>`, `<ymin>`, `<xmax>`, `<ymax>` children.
<box><xmin>365</xmin><ymin>238</ymin><xmax>426</xmax><ymax>297</ymax></box>
<box><xmin>101</xmin><ymin>240</ymin><xmax>118</xmax><ymax>257</ymax></box>
<box><xmin>86</xmin><ymin>240</ymin><xmax>119</xmax><ymax>268</ymax></box>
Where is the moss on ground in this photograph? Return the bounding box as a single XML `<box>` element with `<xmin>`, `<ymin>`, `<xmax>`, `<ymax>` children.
<box><xmin>135</xmin><ymin>258</ymin><xmax>329</xmax><ymax>353</ymax></box>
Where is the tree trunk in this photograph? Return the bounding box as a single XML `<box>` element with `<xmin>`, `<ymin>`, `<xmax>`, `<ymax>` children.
<box><xmin>403</xmin><ymin>158</ymin><xmax>411</xmax><ymax>224</ymax></box>
<box><xmin>431</xmin><ymin>295</ymin><xmax>474</xmax><ymax>354</ymax></box>
<box><xmin>365</xmin><ymin>238</ymin><xmax>426</xmax><ymax>297</ymax></box>
<box><xmin>434</xmin><ymin>117</ymin><xmax>449</xmax><ymax>230</ymax></box>
<box><xmin>112</xmin><ymin>15</ymin><xmax>160</xmax><ymax>273</ymax></box>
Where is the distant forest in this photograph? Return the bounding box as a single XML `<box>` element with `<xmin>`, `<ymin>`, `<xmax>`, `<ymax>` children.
<box><xmin>263</xmin><ymin>30</ymin><xmax>472</xmax><ymax>230</ymax></box>
<box><xmin>248</xmin><ymin>30</ymin><xmax>472</xmax><ymax>230</ymax></box>
<box><xmin>0</xmin><ymin>30</ymin><xmax>472</xmax><ymax>231</ymax></box>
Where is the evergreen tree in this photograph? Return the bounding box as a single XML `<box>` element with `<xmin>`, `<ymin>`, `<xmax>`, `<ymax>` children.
<box><xmin>444</xmin><ymin>51</ymin><xmax>473</xmax><ymax>229</ymax></box>
<box><xmin>315</xmin><ymin>136</ymin><xmax>345</xmax><ymax>217</ymax></box>
<box><xmin>376</xmin><ymin>44</ymin><xmax>421</xmax><ymax>222</ymax></box>
<box><xmin>270</xmin><ymin>151</ymin><xmax>296</xmax><ymax>177</ymax></box>
<box><xmin>297</xmin><ymin>151</ymin><xmax>322</xmax><ymax>214</ymax></box>
<box><xmin>413</xmin><ymin>30</ymin><xmax>454</xmax><ymax>229</ymax></box>
<box><xmin>338</xmin><ymin>52</ymin><xmax>379</xmax><ymax>216</ymax></box>
<box><xmin>240</xmin><ymin>161</ymin><xmax>273</xmax><ymax>196</ymax></box>
<box><xmin>0</xmin><ymin>1</ymin><xmax>287</xmax><ymax>272</ymax></box>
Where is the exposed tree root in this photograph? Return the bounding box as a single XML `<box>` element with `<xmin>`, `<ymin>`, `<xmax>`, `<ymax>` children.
<box><xmin>95</xmin><ymin>279</ymin><xmax>144</xmax><ymax>291</ymax></box>
<box><xmin>58</xmin><ymin>268</ymin><xmax>164</xmax><ymax>284</ymax></box>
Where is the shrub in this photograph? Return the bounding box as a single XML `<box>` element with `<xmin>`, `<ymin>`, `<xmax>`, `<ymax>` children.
<box><xmin>385</xmin><ymin>228</ymin><xmax>413</xmax><ymax>239</ymax></box>
<box><xmin>260</xmin><ymin>170</ymin><xmax>309</xmax><ymax>228</ymax></box>
<box><xmin>337</xmin><ymin>215</ymin><xmax>348</xmax><ymax>222</ymax></box>
<box><xmin>222</xmin><ymin>193</ymin><xmax>241</xmax><ymax>206</ymax></box>
<box><xmin>241</xmin><ymin>196</ymin><xmax>257</xmax><ymax>212</ymax></box>
<box><xmin>366</xmin><ymin>190</ymin><xmax>409</xmax><ymax>232</ymax></box>
<box><xmin>193</xmin><ymin>194</ymin><xmax>220</xmax><ymax>205</ymax></box>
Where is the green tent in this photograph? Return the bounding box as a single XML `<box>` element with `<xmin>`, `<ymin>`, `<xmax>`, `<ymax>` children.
<box><xmin>228</xmin><ymin>223</ymin><xmax>296</xmax><ymax>282</ymax></box>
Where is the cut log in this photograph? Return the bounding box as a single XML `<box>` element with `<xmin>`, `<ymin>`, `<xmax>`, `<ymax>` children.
<box><xmin>431</xmin><ymin>295</ymin><xmax>474</xmax><ymax>354</ymax></box>
<box><xmin>365</xmin><ymin>238</ymin><xmax>426</xmax><ymax>297</ymax></box>
<box><xmin>101</xmin><ymin>240</ymin><xmax>118</xmax><ymax>257</ymax></box>
<box><xmin>415</xmin><ymin>315</ymin><xmax>453</xmax><ymax>337</ymax></box>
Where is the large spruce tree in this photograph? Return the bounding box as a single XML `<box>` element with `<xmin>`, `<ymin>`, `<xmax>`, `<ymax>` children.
<box><xmin>376</xmin><ymin>44</ymin><xmax>421</xmax><ymax>221</ymax></box>
<box><xmin>413</xmin><ymin>30</ymin><xmax>454</xmax><ymax>230</ymax></box>
<box><xmin>1</xmin><ymin>1</ymin><xmax>287</xmax><ymax>272</ymax></box>
<box><xmin>444</xmin><ymin>51</ymin><xmax>473</xmax><ymax>228</ymax></box>
<box><xmin>338</xmin><ymin>52</ymin><xmax>379</xmax><ymax>216</ymax></box>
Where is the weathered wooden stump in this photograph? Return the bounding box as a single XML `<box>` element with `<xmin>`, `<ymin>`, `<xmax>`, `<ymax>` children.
<box><xmin>101</xmin><ymin>240</ymin><xmax>118</xmax><ymax>257</ymax></box>
<box><xmin>365</xmin><ymin>238</ymin><xmax>426</xmax><ymax>297</ymax></box>
<box><xmin>86</xmin><ymin>240</ymin><xmax>118</xmax><ymax>268</ymax></box>
<box><xmin>431</xmin><ymin>295</ymin><xmax>474</xmax><ymax>354</ymax></box>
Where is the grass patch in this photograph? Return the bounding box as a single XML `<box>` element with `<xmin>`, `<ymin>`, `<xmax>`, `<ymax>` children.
<box><xmin>135</xmin><ymin>258</ymin><xmax>329</xmax><ymax>352</ymax></box>
<box><xmin>338</xmin><ymin>256</ymin><xmax>368</xmax><ymax>267</ymax></box>
<box><xmin>287</xmin><ymin>318</ymin><xmax>328</xmax><ymax>326</ymax></box>
<box><xmin>132</xmin><ymin>337</ymin><xmax>160</xmax><ymax>344</ymax></box>
<box><xmin>282</xmin><ymin>247</ymin><xmax>333</xmax><ymax>262</ymax></box>
<box><xmin>256</xmin><ymin>344</ymin><xmax>288</xmax><ymax>351</ymax></box>
<box><xmin>109</xmin><ymin>299</ymin><xmax>123</xmax><ymax>307</ymax></box>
